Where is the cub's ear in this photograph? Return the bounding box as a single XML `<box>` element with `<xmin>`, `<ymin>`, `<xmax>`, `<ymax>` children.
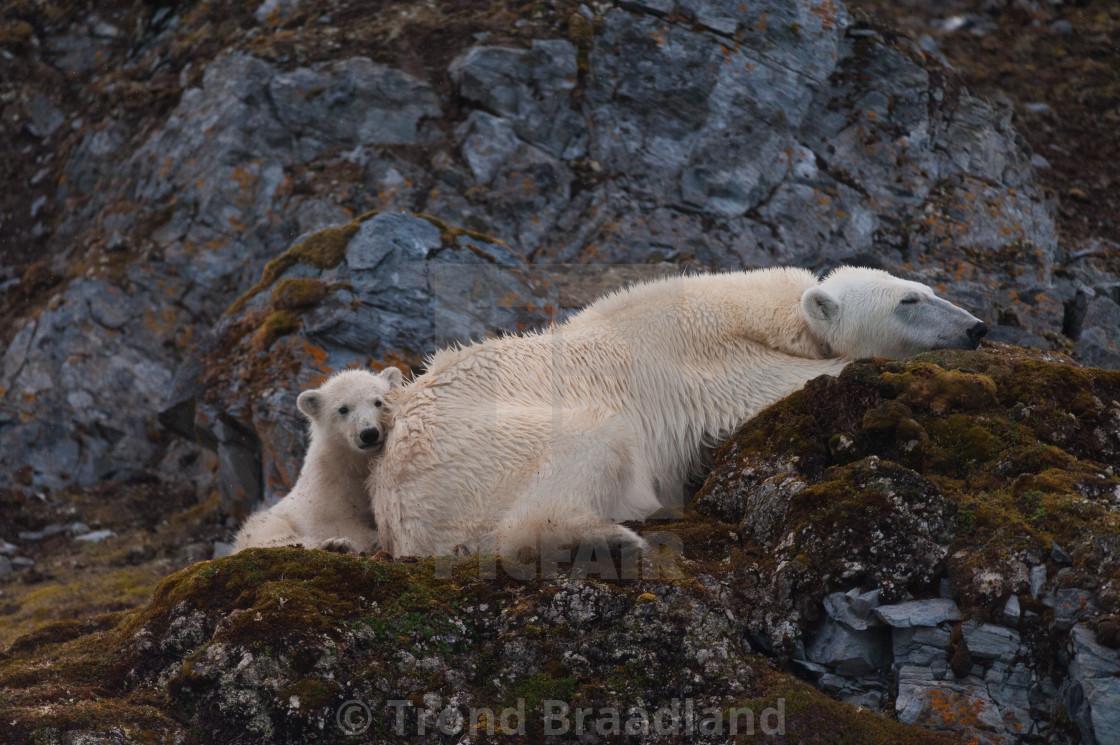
<box><xmin>297</xmin><ymin>390</ymin><xmax>322</xmax><ymax>418</ymax></box>
<box><xmin>802</xmin><ymin>287</ymin><xmax>839</xmax><ymax>323</ymax></box>
<box><xmin>380</xmin><ymin>366</ymin><xmax>404</xmax><ymax>388</ymax></box>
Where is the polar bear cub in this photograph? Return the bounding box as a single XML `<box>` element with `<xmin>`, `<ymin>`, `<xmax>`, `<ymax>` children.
<box><xmin>233</xmin><ymin>367</ymin><xmax>403</xmax><ymax>554</ymax></box>
<box><xmin>370</xmin><ymin>266</ymin><xmax>986</xmax><ymax>559</ymax></box>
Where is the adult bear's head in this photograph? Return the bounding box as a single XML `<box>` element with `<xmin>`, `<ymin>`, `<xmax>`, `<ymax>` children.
<box><xmin>801</xmin><ymin>266</ymin><xmax>987</xmax><ymax>360</ymax></box>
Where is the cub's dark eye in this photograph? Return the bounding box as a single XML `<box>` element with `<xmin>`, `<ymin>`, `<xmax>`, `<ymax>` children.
<box><xmin>900</xmin><ymin>296</ymin><xmax>919</xmax><ymax>305</ymax></box>
<box><xmin>338</xmin><ymin>406</ymin><xmax>350</xmax><ymax>416</ymax></box>
<box><xmin>374</xmin><ymin>399</ymin><xmax>383</xmax><ymax>408</ymax></box>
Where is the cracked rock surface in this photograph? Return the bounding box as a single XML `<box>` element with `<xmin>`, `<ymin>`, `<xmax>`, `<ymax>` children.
<box><xmin>3</xmin><ymin>0</ymin><xmax>1116</xmax><ymax>497</ymax></box>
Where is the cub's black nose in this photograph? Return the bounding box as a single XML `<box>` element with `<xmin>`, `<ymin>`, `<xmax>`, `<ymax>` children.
<box><xmin>968</xmin><ymin>321</ymin><xmax>988</xmax><ymax>347</ymax></box>
<box><xmin>359</xmin><ymin>428</ymin><xmax>380</xmax><ymax>446</ymax></box>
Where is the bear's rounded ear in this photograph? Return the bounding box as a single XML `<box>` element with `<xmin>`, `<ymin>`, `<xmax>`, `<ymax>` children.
<box><xmin>380</xmin><ymin>366</ymin><xmax>404</xmax><ymax>388</ymax></box>
<box><xmin>802</xmin><ymin>287</ymin><xmax>839</xmax><ymax>323</ymax></box>
<box><xmin>297</xmin><ymin>390</ymin><xmax>322</xmax><ymax>418</ymax></box>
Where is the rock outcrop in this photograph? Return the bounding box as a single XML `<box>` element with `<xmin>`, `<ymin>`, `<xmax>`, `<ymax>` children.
<box><xmin>3</xmin><ymin>346</ymin><xmax>1119</xmax><ymax>745</ymax></box>
<box><xmin>693</xmin><ymin>345</ymin><xmax>1120</xmax><ymax>744</ymax></box>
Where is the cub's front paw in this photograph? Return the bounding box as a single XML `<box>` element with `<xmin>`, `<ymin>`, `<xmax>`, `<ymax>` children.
<box><xmin>317</xmin><ymin>537</ymin><xmax>359</xmax><ymax>554</ymax></box>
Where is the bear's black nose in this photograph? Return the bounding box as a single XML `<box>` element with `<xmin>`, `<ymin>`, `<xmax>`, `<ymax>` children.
<box><xmin>359</xmin><ymin>428</ymin><xmax>380</xmax><ymax>446</ymax></box>
<box><xmin>967</xmin><ymin>321</ymin><xmax>988</xmax><ymax>347</ymax></box>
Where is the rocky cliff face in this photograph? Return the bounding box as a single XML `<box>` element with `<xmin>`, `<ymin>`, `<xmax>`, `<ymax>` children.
<box><xmin>3</xmin><ymin>0</ymin><xmax>1117</xmax><ymax>499</ymax></box>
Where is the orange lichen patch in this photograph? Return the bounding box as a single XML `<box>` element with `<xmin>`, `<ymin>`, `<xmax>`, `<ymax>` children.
<box><xmin>919</xmin><ymin>688</ymin><xmax>990</xmax><ymax>731</ymax></box>
<box><xmin>301</xmin><ymin>339</ymin><xmax>330</xmax><ymax>370</ymax></box>
<box><xmin>379</xmin><ymin>348</ymin><xmax>424</xmax><ymax>373</ymax></box>
<box><xmin>230</xmin><ymin>166</ymin><xmax>258</xmax><ymax>192</ymax></box>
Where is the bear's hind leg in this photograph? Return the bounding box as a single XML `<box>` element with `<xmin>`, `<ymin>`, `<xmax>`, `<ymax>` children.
<box><xmin>489</xmin><ymin>415</ymin><xmax>656</xmax><ymax>559</ymax></box>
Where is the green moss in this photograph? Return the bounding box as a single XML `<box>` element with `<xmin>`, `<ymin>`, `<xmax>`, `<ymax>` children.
<box><xmin>270</xmin><ymin>277</ymin><xmax>329</xmax><ymax>310</ymax></box>
<box><xmin>567</xmin><ymin>11</ymin><xmax>595</xmax><ymax>47</ymax></box>
<box><xmin>250</xmin><ymin>310</ymin><xmax>299</xmax><ymax>351</ymax></box>
<box><xmin>226</xmin><ymin>219</ymin><xmax>363</xmax><ymax>317</ymax></box>
<box><xmin>881</xmin><ymin>364</ymin><xmax>998</xmax><ymax>414</ymax></box>
<box><xmin>276</xmin><ymin>678</ymin><xmax>342</xmax><ymax>711</ymax></box>
<box><xmin>507</xmin><ymin>671</ymin><xmax>579</xmax><ymax>713</ymax></box>
<box><xmin>735</xmin><ymin>676</ymin><xmax>958</xmax><ymax>744</ymax></box>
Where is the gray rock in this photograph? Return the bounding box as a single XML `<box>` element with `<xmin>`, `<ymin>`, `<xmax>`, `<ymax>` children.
<box><xmin>346</xmin><ymin>212</ymin><xmax>443</xmax><ymax>269</ymax></box>
<box><xmin>255</xmin><ymin>0</ymin><xmax>302</xmax><ymax>22</ymax></box>
<box><xmin>75</xmin><ymin>529</ymin><xmax>117</xmax><ymax>543</ymax></box>
<box><xmin>1075</xmin><ymin>295</ymin><xmax>1120</xmax><ymax>370</ymax></box>
<box><xmin>458</xmin><ymin>111</ymin><xmax>523</xmax><ymax>185</ymax></box>
<box><xmin>0</xmin><ymin>555</ymin><xmax>11</xmax><ymax>577</ymax></box>
<box><xmin>823</xmin><ymin>589</ymin><xmax>883</xmax><ymax>631</ymax></box>
<box><xmin>1055</xmin><ymin>589</ymin><xmax>1101</xmax><ymax>631</ymax></box>
<box><xmin>215</xmin><ymin>419</ymin><xmax>263</xmax><ymax>518</ymax></box>
<box><xmin>11</xmin><ymin>557</ymin><xmax>34</xmax><ymax>569</ymax></box>
<box><xmin>984</xmin><ymin>661</ymin><xmax>1034</xmax><ymax>735</ymax></box>
<box><xmin>892</xmin><ymin>626</ymin><xmax>952</xmax><ymax>667</ymax></box>
<box><xmin>26</xmin><ymin>92</ymin><xmax>66</xmax><ymax>139</ymax></box>
<box><xmin>962</xmin><ymin>621</ymin><xmax>1020</xmax><ymax>663</ymax></box>
<box><xmin>1030</xmin><ymin>564</ymin><xmax>1046</xmax><ymax>599</ymax></box>
<box><xmin>1050</xmin><ymin>19</ymin><xmax>1074</xmax><ymax>36</ymax></box>
<box><xmin>1066</xmin><ymin>624</ymin><xmax>1120</xmax><ymax>745</ymax></box>
<box><xmin>212</xmin><ymin>541</ymin><xmax>234</xmax><ymax>559</ymax></box>
<box><xmin>1002</xmin><ymin>594</ymin><xmax>1021</xmax><ymax>627</ymax></box>
<box><xmin>270</xmin><ymin>58</ymin><xmax>442</xmax><ymax>149</ymax></box>
<box><xmin>896</xmin><ymin>673</ymin><xmax>1005</xmax><ymax>732</ymax></box>
<box><xmin>1051</xmin><ymin>541</ymin><xmax>1073</xmax><ymax>565</ymax></box>
<box><xmin>805</xmin><ymin>616</ymin><xmax>890</xmax><ymax>677</ymax></box>
<box><xmin>0</xmin><ymin>540</ymin><xmax>16</xmax><ymax>556</ymax></box>
<box><xmin>47</xmin><ymin>33</ymin><xmax>108</xmax><ymax>75</ymax></box>
<box><xmin>873</xmin><ymin>598</ymin><xmax>962</xmax><ymax>628</ymax></box>
<box><xmin>17</xmin><ymin>531</ymin><xmax>44</xmax><ymax>542</ymax></box>
<box><xmin>451</xmin><ymin>39</ymin><xmax>584</xmax><ymax>158</ymax></box>
<box><xmin>938</xmin><ymin>577</ymin><xmax>954</xmax><ymax>599</ymax></box>
<box><xmin>619</xmin><ymin>0</ymin><xmax>674</xmax><ymax>14</ymax></box>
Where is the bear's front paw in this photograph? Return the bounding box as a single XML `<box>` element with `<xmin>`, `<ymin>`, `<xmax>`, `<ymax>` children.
<box><xmin>317</xmin><ymin>537</ymin><xmax>359</xmax><ymax>554</ymax></box>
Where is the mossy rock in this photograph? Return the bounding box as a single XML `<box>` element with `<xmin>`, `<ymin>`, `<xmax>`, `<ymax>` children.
<box><xmin>225</xmin><ymin>217</ymin><xmax>369</xmax><ymax>318</ymax></box>
<box><xmin>693</xmin><ymin>344</ymin><xmax>1120</xmax><ymax>632</ymax></box>
<box><xmin>0</xmin><ymin>548</ymin><xmax>958</xmax><ymax>744</ymax></box>
<box><xmin>3</xmin><ymin>345</ymin><xmax>1117</xmax><ymax>743</ymax></box>
<box><xmin>270</xmin><ymin>278</ymin><xmax>329</xmax><ymax>311</ymax></box>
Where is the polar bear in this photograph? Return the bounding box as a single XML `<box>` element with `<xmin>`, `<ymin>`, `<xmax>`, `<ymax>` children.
<box><xmin>233</xmin><ymin>367</ymin><xmax>403</xmax><ymax>554</ymax></box>
<box><xmin>370</xmin><ymin>266</ymin><xmax>986</xmax><ymax>558</ymax></box>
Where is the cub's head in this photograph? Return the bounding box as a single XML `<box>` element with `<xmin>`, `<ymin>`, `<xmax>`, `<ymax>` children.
<box><xmin>296</xmin><ymin>367</ymin><xmax>404</xmax><ymax>452</ymax></box>
<box><xmin>801</xmin><ymin>267</ymin><xmax>987</xmax><ymax>360</ymax></box>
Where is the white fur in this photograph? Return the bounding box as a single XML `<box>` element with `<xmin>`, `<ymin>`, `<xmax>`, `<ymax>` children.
<box><xmin>233</xmin><ymin>367</ymin><xmax>403</xmax><ymax>554</ymax></box>
<box><xmin>370</xmin><ymin>267</ymin><xmax>984</xmax><ymax>557</ymax></box>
